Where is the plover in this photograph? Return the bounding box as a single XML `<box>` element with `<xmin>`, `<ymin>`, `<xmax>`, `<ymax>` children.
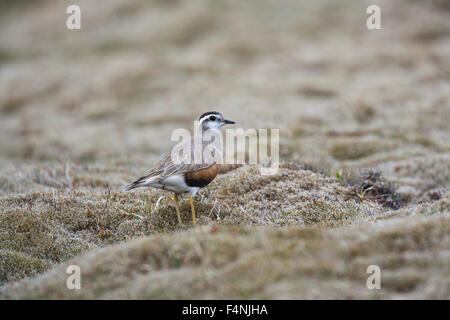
<box><xmin>123</xmin><ymin>111</ymin><xmax>235</xmax><ymax>225</ymax></box>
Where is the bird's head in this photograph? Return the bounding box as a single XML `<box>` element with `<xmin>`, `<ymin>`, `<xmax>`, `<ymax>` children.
<box><xmin>198</xmin><ymin>111</ymin><xmax>235</xmax><ymax>131</ymax></box>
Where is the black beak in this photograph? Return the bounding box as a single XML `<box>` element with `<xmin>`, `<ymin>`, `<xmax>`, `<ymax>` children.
<box><xmin>223</xmin><ymin>119</ymin><xmax>236</xmax><ymax>125</ymax></box>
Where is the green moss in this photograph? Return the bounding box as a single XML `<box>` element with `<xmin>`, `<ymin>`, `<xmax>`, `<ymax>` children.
<box><xmin>0</xmin><ymin>250</ymin><xmax>51</xmax><ymax>284</ymax></box>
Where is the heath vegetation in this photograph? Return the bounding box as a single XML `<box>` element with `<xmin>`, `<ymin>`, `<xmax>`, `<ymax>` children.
<box><xmin>0</xmin><ymin>0</ymin><xmax>449</xmax><ymax>299</ymax></box>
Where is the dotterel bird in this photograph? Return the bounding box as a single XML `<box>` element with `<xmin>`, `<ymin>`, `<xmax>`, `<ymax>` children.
<box><xmin>123</xmin><ymin>111</ymin><xmax>236</xmax><ymax>225</ymax></box>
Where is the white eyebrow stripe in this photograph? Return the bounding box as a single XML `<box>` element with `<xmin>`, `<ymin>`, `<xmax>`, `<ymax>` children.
<box><xmin>199</xmin><ymin>114</ymin><xmax>220</xmax><ymax>124</ymax></box>
<box><xmin>199</xmin><ymin>116</ymin><xmax>209</xmax><ymax>124</ymax></box>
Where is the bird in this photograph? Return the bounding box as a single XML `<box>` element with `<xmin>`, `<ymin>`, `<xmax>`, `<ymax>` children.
<box><xmin>123</xmin><ymin>111</ymin><xmax>236</xmax><ymax>225</ymax></box>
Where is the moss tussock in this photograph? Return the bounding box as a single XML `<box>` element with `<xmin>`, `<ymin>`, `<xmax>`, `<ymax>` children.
<box><xmin>2</xmin><ymin>214</ymin><xmax>448</xmax><ymax>299</ymax></box>
<box><xmin>0</xmin><ymin>164</ymin><xmax>383</xmax><ymax>285</ymax></box>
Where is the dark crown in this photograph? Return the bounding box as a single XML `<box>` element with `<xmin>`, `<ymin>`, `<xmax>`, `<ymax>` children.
<box><xmin>198</xmin><ymin>111</ymin><xmax>221</xmax><ymax>120</ymax></box>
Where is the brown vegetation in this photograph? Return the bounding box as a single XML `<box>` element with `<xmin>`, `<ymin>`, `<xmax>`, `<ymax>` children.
<box><xmin>0</xmin><ymin>0</ymin><xmax>449</xmax><ymax>299</ymax></box>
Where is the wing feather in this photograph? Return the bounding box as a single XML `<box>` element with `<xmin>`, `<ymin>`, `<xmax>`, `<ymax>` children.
<box><xmin>123</xmin><ymin>135</ymin><xmax>219</xmax><ymax>191</ymax></box>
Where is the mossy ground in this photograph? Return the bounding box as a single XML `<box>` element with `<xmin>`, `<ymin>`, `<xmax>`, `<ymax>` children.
<box><xmin>2</xmin><ymin>211</ymin><xmax>449</xmax><ymax>299</ymax></box>
<box><xmin>0</xmin><ymin>0</ymin><xmax>449</xmax><ymax>299</ymax></box>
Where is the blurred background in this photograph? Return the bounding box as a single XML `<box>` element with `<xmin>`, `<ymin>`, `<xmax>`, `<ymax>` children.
<box><xmin>0</xmin><ymin>0</ymin><xmax>449</xmax><ymax>298</ymax></box>
<box><xmin>1</xmin><ymin>0</ymin><xmax>449</xmax><ymax>176</ymax></box>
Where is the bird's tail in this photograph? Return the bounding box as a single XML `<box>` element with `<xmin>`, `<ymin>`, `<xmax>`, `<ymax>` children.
<box><xmin>122</xmin><ymin>174</ymin><xmax>158</xmax><ymax>192</ymax></box>
<box><xmin>121</xmin><ymin>179</ymin><xmax>145</xmax><ymax>192</ymax></box>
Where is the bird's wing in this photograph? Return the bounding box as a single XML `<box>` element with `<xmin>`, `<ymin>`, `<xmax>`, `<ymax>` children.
<box><xmin>124</xmin><ymin>135</ymin><xmax>219</xmax><ymax>190</ymax></box>
<box><xmin>156</xmin><ymin>135</ymin><xmax>220</xmax><ymax>176</ymax></box>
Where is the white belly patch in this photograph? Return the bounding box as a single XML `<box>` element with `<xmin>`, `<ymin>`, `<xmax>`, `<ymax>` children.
<box><xmin>143</xmin><ymin>175</ymin><xmax>192</xmax><ymax>194</ymax></box>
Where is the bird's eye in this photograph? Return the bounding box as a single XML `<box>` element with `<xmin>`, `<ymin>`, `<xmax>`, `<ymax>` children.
<box><xmin>209</xmin><ymin>116</ymin><xmax>216</xmax><ymax>121</ymax></box>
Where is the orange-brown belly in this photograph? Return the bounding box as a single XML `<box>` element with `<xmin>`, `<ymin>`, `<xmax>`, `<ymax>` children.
<box><xmin>184</xmin><ymin>164</ymin><xmax>220</xmax><ymax>188</ymax></box>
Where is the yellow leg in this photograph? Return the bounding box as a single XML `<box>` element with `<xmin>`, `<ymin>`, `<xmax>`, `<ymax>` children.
<box><xmin>190</xmin><ymin>196</ymin><xmax>197</xmax><ymax>225</ymax></box>
<box><xmin>174</xmin><ymin>194</ymin><xmax>182</xmax><ymax>225</ymax></box>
